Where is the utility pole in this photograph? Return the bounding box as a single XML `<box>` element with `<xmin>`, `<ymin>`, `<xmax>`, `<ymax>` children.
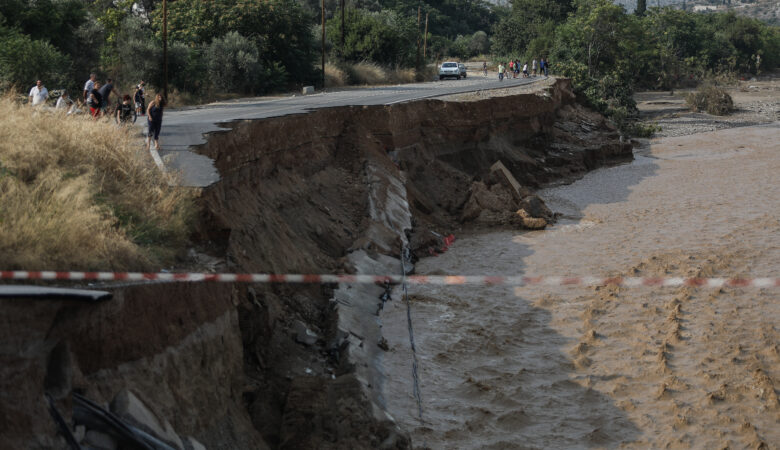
<box><xmin>423</xmin><ymin>13</ymin><xmax>428</xmax><ymax>59</ymax></box>
<box><xmin>340</xmin><ymin>0</ymin><xmax>345</xmax><ymax>59</ymax></box>
<box><xmin>321</xmin><ymin>0</ymin><xmax>326</xmax><ymax>87</ymax></box>
<box><xmin>415</xmin><ymin>6</ymin><xmax>421</xmax><ymax>73</ymax></box>
<box><xmin>162</xmin><ymin>0</ymin><xmax>168</xmax><ymax>101</ymax></box>
<box><xmin>635</xmin><ymin>0</ymin><xmax>646</xmax><ymax>16</ymax></box>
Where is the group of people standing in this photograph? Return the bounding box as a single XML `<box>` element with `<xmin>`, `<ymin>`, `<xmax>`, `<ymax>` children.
<box><xmin>27</xmin><ymin>74</ymin><xmax>165</xmax><ymax>151</ymax></box>
<box><xmin>496</xmin><ymin>58</ymin><xmax>549</xmax><ymax>81</ymax></box>
<box><xmin>81</xmin><ymin>73</ymin><xmax>147</xmax><ymax>123</ymax></box>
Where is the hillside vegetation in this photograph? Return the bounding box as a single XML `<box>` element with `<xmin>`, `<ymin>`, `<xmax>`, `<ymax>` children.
<box><xmin>0</xmin><ymin>98</ymin><xmax>194</xmax><ymax>270</ymax></box>
<box><xmin>494</xmin><ymin>0</ymin><xmax>779</xmax><ymax>123</ymax></box>
<box><xmin>0</xmin><ymin>0</ymin><xmax>778</xmax><ymax>104</ymax></box>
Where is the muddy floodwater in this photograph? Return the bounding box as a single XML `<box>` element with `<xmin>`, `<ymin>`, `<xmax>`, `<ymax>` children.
<box><xmin>382</xmin><ymin>123</ymin><xmax>780</xmax><ymax>449</ymax></box>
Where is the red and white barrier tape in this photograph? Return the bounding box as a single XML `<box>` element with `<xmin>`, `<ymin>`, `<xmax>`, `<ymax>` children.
<box><xmin>1</xmin><ymin>271</ymin><xmax>778</xmax><ymax>288</ymax></box>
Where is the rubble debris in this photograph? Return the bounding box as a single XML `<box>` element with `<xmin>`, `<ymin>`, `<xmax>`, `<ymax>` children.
<box><xmin>110</xmin><ymin>389</ymin><xmax>184</xmax><ymax>450</ymax></box>
<box><xmin>516</xmin><ymin>209</ymin><xmax>548</xmax><ymax>229</ymax></box>
<box><xmin>84</xmin><ymin>430</ymin><xmax>118</xmax><ymax>450</ymax></box>
<box><xmin>292</xmin><ymin>320</ymin><xmax>320</xmax><ymax>346</ymax></box>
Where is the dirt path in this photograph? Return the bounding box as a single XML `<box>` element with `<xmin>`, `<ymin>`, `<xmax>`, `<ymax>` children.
<box><xmin>381</xmin><ymin>122</ymin><xmax>780</xmax><ymax>448</ymax></box>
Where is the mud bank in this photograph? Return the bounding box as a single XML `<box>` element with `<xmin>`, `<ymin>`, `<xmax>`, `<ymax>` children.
<box><xmin>0</xmin><ymin>79</ymin><xmax>631</xmax><ymax>449</ymax></box>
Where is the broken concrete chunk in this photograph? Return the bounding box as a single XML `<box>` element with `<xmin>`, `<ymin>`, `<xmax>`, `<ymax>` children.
<box><xmin>518</xmin><ymin>195</ymin><xmax>554</xmax><ymax>222</ymax></box>
<box><xmin>489</xmin><ymin>161</ymin><xmax>531</xmax><ymax>201</ymax></box>
<box><xmin>183</xmin><ymin>436</ymin><xmax>207</xmax><ymax>450</ymax></box>
<box><xmin>516</xmin><ymin>209</ymin><xmax>548</xmax><ymax>229</ymax></box>
<box><xmin>472</xmin><ymin>181</ymin><xmax>507</xmax><ymax>211</ymax></box>
<box><xmin>292</xmin><ymin>319</ymin><xmax>319</xmax><ymax>346</ymax></box>
<box><xmin>84</xmin><ymin>430</ymin><xmax>117</xmax><ymax>450</ymax></box>
<box><xmin>110</xmin><ymin>389</ymin><xmax>184</xmax><ymax>450</ymax></box>
<box><xmin>461</xmin><ymin>180</ymin><xmax>522</xmax><ymax>223</ymax></box>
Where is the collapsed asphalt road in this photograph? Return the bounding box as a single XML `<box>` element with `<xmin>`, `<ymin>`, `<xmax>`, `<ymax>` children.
<box><xmin>147</xmin><ymin>74</ymin><xmax>545</xmax><ymax>186</ymax></box>
<box><xmin>2</xmin><ymin>78</ymin><xmax>637</xmax><ymax>450</ymax></box>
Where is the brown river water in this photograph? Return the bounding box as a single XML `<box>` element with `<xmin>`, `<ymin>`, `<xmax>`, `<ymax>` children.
<box><xmin>381</xmin><ymin>123</ymin><xmax>780</xmax><ymax>449</ymax></box>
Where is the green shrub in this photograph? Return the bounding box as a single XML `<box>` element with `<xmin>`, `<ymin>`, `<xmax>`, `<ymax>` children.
<box><xmin>116</xmin><ymin>17</ymin><xmax>204</xmax><ymax>95</ymax></box>
<box><xmin>625</xmin><ymin>121</ymin><xmax>661</xmax><ymax>138</ymax></box>
<box><xmin>685</xmin><ymin>85</ymin><xmax>734</xmax><ymax>115</ymax></box>
<box><xmin>0</xmin><ymin>28</ymin><xmax>70</xmax><ymax>91</ymax></box>
<box><xmin>206</xmin><ymin>32</ymin><xmax>262</xmax><ymax>94</ymax></box>
<box><xmin>325</xmin><ymin>9</ymin><xmax>416</xmax><ymax>67</ymax></box>
<box><xmin>115</xmin><ymin>17</ymin><xmax>165</xmax><ymax>88</ymax></box>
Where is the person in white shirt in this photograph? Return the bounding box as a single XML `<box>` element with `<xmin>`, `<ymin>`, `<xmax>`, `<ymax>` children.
<box><xmin>29</xmin><ymin>80</ymin><xmax>49</xmax><ymax>106</ymax></box>
<box><xmin>55</xmin><ymin>90</ymin><xmax>76</xmax><ymax>114</ymax></box>
<box><xmin>83</xmin><ymin>73</ymin><xmax>96</xmax><ymax>102</ymax></box>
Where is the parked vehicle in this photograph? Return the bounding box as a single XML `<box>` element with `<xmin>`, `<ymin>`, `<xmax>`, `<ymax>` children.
<box><xmin>458</xmin><ymin>63</ymin><xmax>467</xmax><ymax>78</ymax></box>
<box><xmin>439</xmin><ymin>62</ymin><xmax>461</xmax><ymax>80</ymax></box>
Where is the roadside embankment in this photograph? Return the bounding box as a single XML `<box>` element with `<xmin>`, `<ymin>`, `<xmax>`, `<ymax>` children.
<box><xmin>0</xmin><ymin>78</ymin><xmax>632</xmax><ymax>449</ymax></box>
<box><xmin>0</xmin><ymin>97</ymin><xmax>194</xmax><ymax>271</ymax></box>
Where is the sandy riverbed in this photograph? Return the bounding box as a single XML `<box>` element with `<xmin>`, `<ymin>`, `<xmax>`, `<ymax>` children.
<box><xmin>381</xmin><ymin>86</ymin><xmax>779</xmax><ymax>448</ymax></box>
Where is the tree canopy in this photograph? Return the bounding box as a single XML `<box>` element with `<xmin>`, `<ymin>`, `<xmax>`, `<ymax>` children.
<box><xmin>0</xmin><ymin>0</ymin><xmax>777</xmax><ymax>104</ymax></box>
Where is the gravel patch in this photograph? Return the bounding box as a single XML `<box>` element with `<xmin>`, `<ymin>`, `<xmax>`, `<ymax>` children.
<box><xmin>637</xmin><ymin>76</ymin><xmax>779</xmax><ymax>138</ymax></box>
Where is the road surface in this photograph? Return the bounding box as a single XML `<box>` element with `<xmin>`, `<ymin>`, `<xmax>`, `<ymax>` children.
<box><xmin>146</xmin><ymin>73</ymin><xmax>545</xmax><ymax>186</ymax></box>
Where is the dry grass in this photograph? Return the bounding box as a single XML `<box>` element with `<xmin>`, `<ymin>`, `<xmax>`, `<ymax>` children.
<box><xmin>325</xmin><ymin>64</ymin><xmax>348</xmax><ymax>87</ymax></box>
<box><xmin>337</xmin><ymin>62</ymin><xmax>437</xmax><ymax>86</ymax></box>
<box><xmin>0</xmin><ymin>95</ymin><xmax>195</xmax><ymax>270</ymax></box>
<box><xmin>350</xmin><ymin>61</ymin><xmax>386</xmax><ymax>85</ymax></box>
<box><xmin>387</xmin><ymin>67</ymin><xmax>418</xmax><ymax>84</ymax></box>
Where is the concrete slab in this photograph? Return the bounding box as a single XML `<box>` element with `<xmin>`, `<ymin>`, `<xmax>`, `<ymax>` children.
<box><xmin>490</xmin><ymin>160</ymin><xmax>530</xmax><ymax>201</ymax></box>
<box><xmin>110</xmin><ymin>389</ymin><xmax>184</xmax><ymax>450</ymax></box>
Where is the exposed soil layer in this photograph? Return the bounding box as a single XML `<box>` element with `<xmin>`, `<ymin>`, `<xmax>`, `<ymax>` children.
<box><xmin>0</xmin><ymin>79</ymin><xmax>632</xmax><ymax>449</ymax></box>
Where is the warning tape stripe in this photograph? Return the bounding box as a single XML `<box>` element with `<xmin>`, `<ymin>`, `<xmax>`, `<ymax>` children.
<box><xmin>0</xmin><ymin>271</ymin><xmax>778</xmax><ymax>288</ymax></box>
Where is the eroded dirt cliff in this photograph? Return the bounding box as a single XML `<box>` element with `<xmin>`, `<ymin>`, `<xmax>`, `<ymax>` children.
<box><xmin>0</xmin><ymin>79</ymin><xmax>632</xmax><ymax>449</ymax></box>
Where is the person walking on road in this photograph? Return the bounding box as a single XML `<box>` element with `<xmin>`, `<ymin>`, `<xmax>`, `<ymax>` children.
<box><xmin>146</xmin><ymin>94</ymin><xmax>165</xmax><ymax>151</ymax></box>
<box><xmin>532</xmin><ymin>59</ymin><xmax>538</xmax><ymax>76</ymax></box>
<box><xmin>498</xmin><ymin>63</ymin><xmax>505</xmax><ymax>81</ymax></box>
<box><xmin>83</xmin><ymin>73</ymin><xmax>96</xmax><ymax>102</ymax></box>
<box><xmin>134</xmin><ymin>82</ymin><xmax>146</xmax><ymax>116</ymax></box>
<box><xmin>28</xmin><ymin>79</ymin><xmax>49</xmax><ymax>106</ymax></box>
<box><xmin>522</xmin><ymin>62</ymin><xmax>529</xmax><ymax>78</ymax></box>
<box><xmin>483</xmin><ymin>61</ymin><xmax>488</xmax><ymax>77</ymax></box>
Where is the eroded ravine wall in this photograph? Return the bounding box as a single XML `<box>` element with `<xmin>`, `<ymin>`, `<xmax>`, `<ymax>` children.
<box><xmin>0</xmin><ymin>79</ymin><xmax>633</xmax><ymax>449</ymax></box>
